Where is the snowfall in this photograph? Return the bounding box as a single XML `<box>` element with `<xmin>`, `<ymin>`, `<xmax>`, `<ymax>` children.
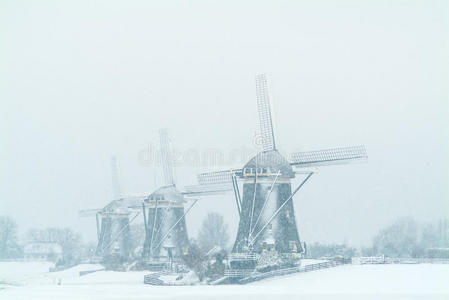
<box><xmin>0</xmin><ymin>261</ymin><xmax>448</xmax><ymax>300</ymax></box>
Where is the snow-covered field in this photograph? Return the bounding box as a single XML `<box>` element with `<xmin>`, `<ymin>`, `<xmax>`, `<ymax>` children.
<box><xmin>1</xmin><ymin>261</ymin><xmax>448</xmax><ymax>300</ymax></box>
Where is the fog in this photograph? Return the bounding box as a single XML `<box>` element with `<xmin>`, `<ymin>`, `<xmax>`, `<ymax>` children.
<box><xmin>1</xmin><ymin>0</ymin><xmax>448</xmax><ymax>247</ymax></box>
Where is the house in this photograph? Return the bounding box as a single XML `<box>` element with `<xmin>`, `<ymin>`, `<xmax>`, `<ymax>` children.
<box><xmin>23</xmin><ymin>242</ymin><xmax>63</xmax><ymax>261</ymax></box>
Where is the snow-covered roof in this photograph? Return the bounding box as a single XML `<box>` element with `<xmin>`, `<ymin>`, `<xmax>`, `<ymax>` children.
<box><xmin>102</xmin><ymin>196</ymin><xmax>143</xmax><ymax>214</ymax></box>
<box><xmin>243</xmin><ymin>150</ymin><xmax>294</xmax><ymax>178</ymax></box>
<box><xmin>145</xmin><ymin>185</ymin><xmax>184</xmax><ymax>203</ymax></box>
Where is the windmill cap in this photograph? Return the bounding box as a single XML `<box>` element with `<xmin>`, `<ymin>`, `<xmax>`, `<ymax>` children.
<box><xmin>145</xmin><ymin>185</ymin><xmax>184</xmax><ymax>203</ymax></box>
<box><xmin>243</xmin><ymin>150</ymin><xmax>294</xmax><ymax>178</ymax></box>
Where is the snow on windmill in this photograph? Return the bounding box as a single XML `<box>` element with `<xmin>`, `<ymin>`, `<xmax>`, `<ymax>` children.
<box><xmin>141</xmin><ymin>129</ymin><xmax>199</xmax><ymax>268</ymax></box>
<box><xmin>79</xmin><ymin>156</ymin><xmax>144</xmax><ymax>261</ymax></box>
<box><xmin>185</xmin><ymin>74</ymin><xmax>367</xmax><ymax>272</ymax></box>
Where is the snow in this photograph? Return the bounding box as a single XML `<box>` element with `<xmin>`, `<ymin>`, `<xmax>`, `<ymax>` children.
<box><xmin>252</xmin><ymin>264</ymin><xmax>449</xmax><ymax>294</ymax></box>
<box><xmin>0</xmin><ymin>261</ymin><xmax>54</xmax><ymax>285</ymax></box>
<box><xmin>1</xmin><ymin>262</ymin><xmax>448</xmax><ymax>299</ymax></box>
<box><xmin>159</xmin><ymin>271</ymin><xmax>199</xmax><ymax>285</ymax></box>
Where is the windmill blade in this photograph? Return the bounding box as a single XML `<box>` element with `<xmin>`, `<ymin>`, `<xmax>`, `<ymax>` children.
<box><xmin>108</xmin><ymin>195</ymin><xmax>148</xmax><ymax>211</ymax></box>
<box><xmin>183</xmin><ymin>184</ymin><xmax>232</xmax><ymax>195</ymax></box>
<box><xmin>117</xmin><ymin>193</ymin><xmax>151</xmax><ymax>199</ymax></box>
<box><xmin>197</xmin><ymin>169</ymin><xmax>238</xmax><ymax>185</ymax></box>
<box><xmin>159</xmin><ymin>128</ymin><xmax>175</xmax><ymax>186</ymax></box>
<box><xmin>183</xmin><ymin>183</ymin><xmax>233</xmax><ymax>195</ymax></box>
<box><xmin>256</xmin><ymin>73</ymin><xmax>276</xmax><ymax>152</ymax></box>
<box><xmin>290</xmin><ymin>145</ymin><xmax>367</xmax><ymax>168</ymax></box>
<box><xmin>110</xmin><ymin>156</ymin><xmax>122</xmax><ymax>200</ymax></box>
<box><xmin>78</xmin><ymin>208</ymin><xmax>102</xmax><ymax>217</ymax></box>
<box><xmin>182</xmin><ymin>169</ymin><xmax>241</xmax><ymax>195</ymax></box>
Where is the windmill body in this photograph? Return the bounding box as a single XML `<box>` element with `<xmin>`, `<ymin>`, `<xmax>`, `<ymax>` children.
<box><xmin>96</xmin><ymin>212</ymin><xmax>130</xmax><ymax>258</ymax></box>
<box><xmin>79</xmin><ymin>157</ymin><xmax>144</xmax><ymax>261</ymax></box>
<box><xmin>186</xmin><ymin>74</ymin><xmax>368</xmax><ymax>262</ymax></box>
<box><xmin>95</xmin><ymin>156</ymin><xmax>130</xmax><ymax>258</ymax></box>
<box><xmin>142</xmin><ymin>129</ymin><xmax>196</xmax><ymax>264</ymax></box>
<box><xmin>142</xmin><ymin>185</ymin><xmax>189</xmax><ymax>262</ymax></box>
<box><xmin>95</xmin><ymin>198</ymin><xmax>137</xmax><ymax>258</ymax></box>
<box><xmin>233</xmin><ymin>150</ymin><xmax>301</xmax><ymax>254</ymax></box>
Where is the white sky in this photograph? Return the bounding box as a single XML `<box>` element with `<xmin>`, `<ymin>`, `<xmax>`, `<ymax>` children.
<box><xmin>1</xmin><ymin>0</ymin><xmax>448</xmax><ymax>247</ymax></box>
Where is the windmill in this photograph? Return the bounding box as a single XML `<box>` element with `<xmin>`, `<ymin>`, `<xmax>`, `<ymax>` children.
<box><xmin>79</xmin><ymin>156</ymin><xmax>144</xmax><ymax>260</ymax></box>
<box><xmin>185</xmin><ymin>74</ymin><xmax>368</xmax><ymax>259</ymax></box>
<box><xmin>141</xmin><ymin>129</ymin><xmax>199</xmax><ymax>266</ymax></box>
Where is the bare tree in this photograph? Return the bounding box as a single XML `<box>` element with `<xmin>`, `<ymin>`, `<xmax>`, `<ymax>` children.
<box><xmin>372</xmin><ymin>217</ymin><xmax>420</xmax><ymax>257</ymax></box>
<box><xmin>197</xmin><ymin>212</ymin><xmax>229</xmax><ymax>251</ymax></box>
<box><xmin>307</xmin><ymin>242</ymin><xmax>357</xmax><ymax>259</ymax></box>
<box><xmin>181</xmin><ymin>241</ymin><xmax>207</xmax><ymax>281</ymax></box>
<box><xmin>0</xmin><ymin>216</ymin><xmax>21</xmax><ymax>259</ymax></box>
<box><xmin>129</xmin><ymin>222</ymin><xmax>146</xmax><ymax>257</ymax></box>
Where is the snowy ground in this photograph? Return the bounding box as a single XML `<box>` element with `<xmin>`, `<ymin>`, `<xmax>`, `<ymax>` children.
<box><xmin>1</xmin><ymin>261</ymin><xmax>448</xmax><ymax>300</ymax></box>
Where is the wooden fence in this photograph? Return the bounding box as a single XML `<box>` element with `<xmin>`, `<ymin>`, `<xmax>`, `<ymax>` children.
<box><xmin>352</xmin><ymin>256</ymin><xmax>449</xmax><ymax>265</ymax></box>
<box><xmin>239</xmin><ymin>260</ymin><xmax>344</xmax><ymax>284</ymax></box>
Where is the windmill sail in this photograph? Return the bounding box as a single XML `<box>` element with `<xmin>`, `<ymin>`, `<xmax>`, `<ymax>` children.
<box><xmin>290</xmin><ymin>145</ymin><xmax>367</xmax><ymax>168</ymax></box>
<box><xmin>111</xmin><ymin>156</ymin><xmax>122</xmax><ymax>200</ymax></box>
<box><xmin>184</xmin><ymin>74</ymin><xmax>368</xmax><ymax>267</ymax></box>
<box><xmin>183</xmin><ymin>183</ymin><xmax>233</xmax><ymax>195</ymax></box>
<box><xmin>256</xmin><ymin>74</ymin><xmax>276</xmax><ymax>152</ymax></box>
<box><xmin>197</xmin><ymin>170</ymin><xmax>236</xmax><ymax>185</ymax></box>
<box><xmin>183</xmin><ymin>169</ymin><xmax>240</xmax><ymax>195</ymax></box>
<box><xmin>159</xmin><ymin>129</ymin><xmax>175</xmax><ymax>186</ymax></box>
<box><xmin>143</xmin><ymin>130</ymin><xmax>194</xmax><ymax>263</ymax></box>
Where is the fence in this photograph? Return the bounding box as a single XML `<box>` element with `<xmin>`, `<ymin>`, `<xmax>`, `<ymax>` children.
<box><xmin>352</xmin><ymin>256</ymin><xmax>449</xmax><ymax>265</ymax></box>
<box><xmin>143</xmin><ymin>270</ymin><xmax>171</xmax><ymax>285</ymax></box>
<box><xmin>224</xmin><ymin>269</ymin><xmax>256</xmax><ymax>277</ymax></box>
<box><xmin>384</xmin><ymin>258</ymin><xmax>449</xmax><ymax>264</ymax></box>
<box><xmin>239</xmin><ymin>260</ymin><xmax>344</xmax><ymax>284</ymax></box>
<box><xmin>352</xmin><ymin>256</ymin><xmax>385</xmax><ymax>264</ymax></box>
<box><xmin>227</xmin><ymin>254</ymin><xmax>259</xmax><ymax>261</ymax></box>
<box><xmin>144</xmin><ymin>256</ymin><xmax>449</xmax><ymax>286</ymax></box>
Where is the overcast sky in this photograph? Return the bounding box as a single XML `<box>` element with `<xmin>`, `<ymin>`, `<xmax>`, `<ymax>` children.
<box><xmin>1</xmin><ymin>0</ymin><xmax>448</xmax><ymax>247</ymax></box>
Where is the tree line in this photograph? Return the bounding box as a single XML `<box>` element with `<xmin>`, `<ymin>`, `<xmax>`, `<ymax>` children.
<box><xmin>2</xmin><ymin>214</ymin><xmax>447</xmax><ymax>265</ymax></box>
<box><xmin>307</xmin><ymin>217</ymin><xmax>449</xmax><ymax>259</ymax></box>
<box><xmin>0</xmin><ymin>215</ymin><xmax>94</xmax><ymax>266</ymax></box>
<box><xmin>0</xmin><ymin>212</ymin><xmax>229</xmax><ymax>264</ymax></box>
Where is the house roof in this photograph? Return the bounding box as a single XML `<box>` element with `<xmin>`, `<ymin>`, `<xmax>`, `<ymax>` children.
<box><xmin>24</xmin><ymin>242</ymin><xmax>63</xmax><ymax>254</ymax></box>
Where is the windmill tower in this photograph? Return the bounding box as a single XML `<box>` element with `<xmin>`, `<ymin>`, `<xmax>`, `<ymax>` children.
<box><xmin>142</xmin><ymin>129</ymin><xmax>197</xmax><ymax>265</ymax></box>
<box><xmin>79</xmin><ymin>156</ymin><xmax>143</xmax><ymax>261</ymax></box>
<box><xmin>95</xmin><ymin>156</ymin><xmax>130</xmax><ymax>258</ymax></box>
<box><xmin>186</xmin><ymin>74</ymin><xmax>368</xmax><ymax>257</ymax></box>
